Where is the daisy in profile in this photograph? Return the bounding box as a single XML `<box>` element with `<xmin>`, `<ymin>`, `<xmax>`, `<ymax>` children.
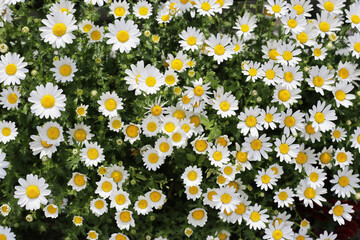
<box><xmin>234</xmin><ymin>12</ymin><xmax>257</xmax><ymax>41</ymax></box>
<box><xmin>181</xmin><ymin>165</ymin><xmax>202</xmax><ymax>186</ymax></box>
<box><xmin>179</xmin><ymin>27</ymin><xmax>204</xmax><ymax>52</ymax></box>
<box><xmin>306</xmin><ymin>65</ymin><xmax>334</xmax><ymax>95</ymax></box>
<box><xmin>145</xmin><ymin>189</ymin><xmax>166</xmax><ymax>209</ymax></box>
<box><xmin>0</xmin><ymin>149</ymin><xmax>9</xmax><ymax>180</ymax></box>
<box><xmin>142</xmin><ymin>147</ymin><xmax>165</xmax><ymax>171</ymax></box>
<box><xmin>0</xmin><ymin>86</ymin><xmax>21</xmax><ymax>110</ymax></box>
<box><xmin>212</xmin><ymin>186</ymin><xmax>240</xmax><ymax>212</ymax></box>
<box><xmin>50</xmin><ymin>56</ymin><xmax>77</xmax><ymax>83</ymax></box>
<box><xmin>138</xmin><ymin>64</ymin><xmax>165</xmax><ymax>94</ymax></box>
<box><xmin>0</xmin><ymin>226</ymin><xmax>16</xmax><ymax>240</ymax></box>
<box><xmin>329</xmin><ymin>200</ymin><xmax>354</xmax><ymax>225</ymax></box>
<box><xmin>166</xmin><ymin>52</ymin><xmax>190</xmax><ymax>73</ymax></box>
<box><xmin>264</xmin><ymin>0</ymin><xmax>288</xmax><ymax>18</ymax></box>
<box><xmin>255</xmin><ymin>168</ymin><xmax>278</xmax><ymax>191</ymax></box>
<box><xmin>279</xmin><ymin>109</ymin><xmax>305</xmax><ymax>136</ymax></box>
<box><xmin>14</xmin><ymin>174</ymin><xmax>51</xmax><ymax>210</ymax></box>
<box><xmin>309</xmin><ymin>100</ymin><xmax>337</xmax><ymax>132</ymax></box>
<box><xmin>134</xmin><ymin>195</ymin><xmax>152</xmax><ymax>215</ymax></box>
<box><xmin>133</xmin><ymin>1</ymin><xmax>153</xmax><ymax>19</ymax></box>
<box><xmin>273</xmin><ymin>187</ymin><xmax>295</xmax><ymax>208</ymax></box>
<box><xmin>332</xmin><ymin>82</ymin><xmax>355</xmax><ymax>108</ymax></box>
<box><xmin>0</xmin><ymin>120</ymin><xmax>18</xmax><ymax>144</ymax></box>
<box><xmin>28</xmin><ymin>82</ymin><xmax>66</xmax><ymax>119</ymax></box>
<box><xmin>237</xmin><ymin>106</ymin><xmax>263</xmax><ymax>137</ymax></box>
<box><xmin>115</xmin><ymin>210</ymin><xmax>135</xmax><ymax>230</ymax></box>
<box><xmin>187</xmin><ymin>208</ymin><xmax>208</xmax><ymax>227</ymax></box>
<box><xmin>50</xmin><ymin>0</ymin><xmax>75</xmax><ymax>14</ymax></box>
<box><xmin>40</xmin><ymin>11</ymin><xmax>77</xmax><ymax>48</ymax></box>
<box><xmin>313</xmin><ymin>12</ymin><xmax>341</xmax><ymax>38</ymax></box>
<box><xmin>0</xmin><ymin>52</ymin><xmax>28</xmax><ymax>85</ymax></box>
<box><xmin>84</xmin><ymin>0</ymin><xmax>106</xmax><ymax>6</ymax></box>
<box><xmin>297</xmin><ymin>179</ymin><xmax>327</xmax><ymax>208</ymax></box>
<box><xmin>109</xmin><ymin>189</ymin><xmax>131</xmax><ymax>211</ymax></box>
<box><xmin>105</xmin><ymin>19</ymin><xmax>141</xmax><ymax>53</ymax></box>
<box><xmin>80</xmin><ymin>142</ymin><xmax>105</xmax><ymax>167</ymax></box>
<box><xmin>242</xmin><ymin>134</ymin><xmax>272</xmax><ymax>161</ymax></box>
<box><xmin>193</xmin><ymin>0</ymin><xmax>220</xmax><ymax>16</ymax></box>
<box><xmin>67</xmin><ymin>172</ymin><xmax>87</xmax><ymax>191</ymax></box>
<box><xmin>123</xmin><ymin>123</ymin><xmax>141</xmax><ymax>144</ymax></box>
<box><xmin>97</xmin><ymin>91</ymin><xmax>123</xmax><ymax>117</ymax></box>
<box><xmin>44</xmin><ymin>204</ymin><xmax>59</xmax><ymax>218</ymax></box>
<box><xmin>110</xmin><ymin>1</ymin><xmax>130</xmax><ymax>19</ymax></box>
<box><xmin>90</xmin><ymin>198</ymin><xmax>108</xmax><ymax>216</ymax></box>
<box><xmin>272</xmin><ymin>84</ymin><xmax>301</xmax><ymax>108</ymax></box>
<box><xmin>205</xmin><ymin>33</ymin><xmax>234</xmax><ymax>64</ymax></box>
<box><xmin>124</xmin><ymin>60</ymin><xmax>145</xmax><ymax>95</ymax></box>
<box><xmin>244</xmin><ymin>203</ymin><xmax>269</xmax><ymax>230</ymax></box>
<box><xmin>264</xmin><ymin>221</ymin><xmax>294</xmax><ymax>240</ymax></box>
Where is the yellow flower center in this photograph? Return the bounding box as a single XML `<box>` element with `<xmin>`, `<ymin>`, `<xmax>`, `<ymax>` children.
<box><xmin>324</xmin><ymin>1</ymin><xmax>334</xmax><ymax>11</ymax></box>
<box><xmin>53</xmin><ymin>23</ymin><xmax>67</xmax><ymax>37</ymax></box>
<box><xmin>7</xmin><ymin>93</ymin><xmax>18</xmax><ymax>104</ymax></box>
<box><xmin>147</xmin><ymin>122</ymin><xmax>157</xmax><ymax>132</ymax></box>
<box><xmin>215</xmin><ymin>0</ymin><xmax>224</xmax><ymax>7</ymax></box>
<box><xmin>94</xmin><ymin>199</ymin><xmax>104</xmax><ymax>209</ymax></box>
<box><xmin>114</xmin><ymin>7</ymin><xmax>125</xmax><ymax>17</ymax></box>
<box><xmin>314</xmin><ymin>112</ymin><xmax>325</xmax><ymax>123</ymax></box>
<box><xmin>146</xmin><ymin>77</ymin><xmax>156</xmax><ymax>87</ymax></box>
<box><xmin>338</xmin><ymin>176</ymin><xmax>349</xmax><ymax>187</ymax></box>
<box><xmin>74</xmin><ymin>174</ymin><xmax>85</xmax><ymax>186</ymax></box>
<box><xmin>89</xmin><ymin>232</ymin><xmax>97</xmax><ymax>239</ymax></box>
<box><xmin>138</xmin><ymin>199</ymin><xmax>148</xmax><ymax>209</ymax></box>
<box><xmin>250</xmin><ymin>139</ymin><xmax>262</xmax><ymax>150</ymax></box>
<box><xmin>139</xmin><ymin>6</ymin><xmax>148</xmax><ymax>16</ymax></box>
<box><xmin>164</xmin><ymin>122</ymin><xmax>175</xmax><ymax>133</ymax></box>
<box><xmin>126</xmin><ymin>125</ymin><xmax>139</xmax><ymax>138</ymax></box>
<box><xmin>47</xmin><ymin>204</ymin><xmax>57</xmax><ymax>214</ymax></box>
<box><xmin>201</xmin><ymin>2</ymin><xmax>211</xmax><ymax>11</ymax></box>
<box><xmin>87</xmin><ymin>148</ymin><xmax>99</xmax><ymax>160</ymax></box>
<box><xmin>102</xmin><ymin>181</ymin><xmax>112</xmax><ymax>192</ymax></box>
<box><xmin>59</xmin><ymin>64</ymin><xmax>72</xmax><ymax>76</ymax></box>
<box><xmin>171</xmin><ymin>59</ymin><xmax>183</xmax><ymax>71</ymax></box>
<box><xmin>90</xmin><ymin>30</ymin><xmax>101</xmax><ymax>41</ymax></box>
<box><xmin>73</xmin><ymin>216</ymin><xmax>82</xmax><ymax>224</ymax></box>
<box><xmin>120</xmin><ymin>211</ymin><xmax>131</xmax><ymax>222</ymax></box>
<box><xmin>248</xmin><ymin>68</ymin><xmax>257</xmax><ymax>76</ymax></box>
<box><xmin>314</xmin><ymin>48</ymin><xmax>322</xmax><ymax>57</ymax></box>
<box><xmin>41</xmin><ymin>95</ymin><xmax>55</xmax><ymax>108</ymax></box>
<box><xmin>213</xmin><ymin>151</ymin><xmax>223</xmax><ymax>161</ymax></box>
<box><xmin>297</xmin><ymin>32</ymin><xmax>308</xmax><ymax>43</ymax></box>
<box><xmin>235</xmin><ymin>203</ymin><xmax>246</xmax><ymax>215</ymax></box>
<box><xmin>265</xmin><ymin>113</ymin><xmax>274</xmax><ymax>123</ymax></box>
<box><xmin>266</xmin><ymin>69</ymin><xmax>275</xmax><ymax>80</ymax></box>
<box><xmin>282</xmin><ymin>51</ymin><xmax>293</xmax><ymax>61</ymax></box>
<box><xmin>271</xmin><ymin>167</ymin><xmax>278</xmax><ymax>174</ymax></box>
<box><xmin>333</xmin><ymin>130</ymin><xmax>341</xmax><ymax>138</ymax></box>
<box><xmin>165</xmin><ymin>75</ymin><xmax>176</xmax><ymax>85</ymax></box>
<box><xmin>148</xmin><ymin>153</ymin><xmax>159</xmax><ymax>163</ymax></box>
<box><xmin>224</xmin><ymin>166</ymin><xmax>233</xmax><ymax>175</ymax></box>
<box><xmin>234</xmin><ymin>44</ymin><xmax>240</xmax><ymax>51</ymax></box>
<box><xmin>279</xmin><ymin>143</ymin><xmax>289</xmax><ymax>154</ymax></box>
<box><xmin>74</xmin><ymin>129</ymin><xmax>86</xmax><ymax>141</ymax></box>
<box><xmin>269</xmin><ymin>49</ymin><xmax>279</xmax><ymax>60</ymax></box>
<box><xmin>26</xmin><ymin>185</ymin><xmax>40</xmax><ymax>199</ymax></box>
<box><xmin>220</xmin><ymin>101</ymin><xmax>230</xmax><ymax>111</ymax></box>
<box><xmin>77</xmin><ymin>107</ymin><xmax>85</xmax><ymax>116</ymax></box>
<box><xmin>241</xmin><ymin>24</ymin><xmax>249</xmax><ymax>32</ymax></box>
<box><xmin>273</xmin><ymin>230</ymin><xmax>283</xmax><ymax>240</ymax></box>
<box><xmin>250</xmin><ymin>212</ymin><xmax>261</xmax><ymax>222</ymax></box>
<box><xmin>278</xmin><ymin>89</ymin><xmax>290</xmax><ymax>102</ymax></box>
<box><xmin>335</xmin><ymin>90</ymin><xmax>346</xmax><ymax>101</ymax></box>
<box><xmin>117</xmin><ymin>30</ymin><xmax>129</xmax><ymax>43</ymax></box>
<box><xmin>41</xmin><ymin>141</ymin><xmax>52</xmax><ymax>148</ymax></box>
<box><xmin>351</xmin><ymin>15</ymin><xmax>360</xmax><ymax>24</ymax></box>
<box><xmin>115</xmin><ymin>194</ymin><xmax>126</xmax><ymax>205</ymax></box>
<box><xmin>294</xmin><ymin>5</ymin><xmax>304</xmax><ymax>15</ymax></box>
<box><xmin>310</xmin><ymin>172</ymin><xmax>319</xmax><ymax>182</ymax></box>
<box><xmin>221</xmin><ymin>193</ymin><xmax>232</xmax><ymax>203</ymax></box>
<box><xmin>305</xmin><ymin>124</ymin><xmax>315</xmax><ymax>134</ymax></box>
<box><xmin>182</xmin><ymin>124</ymin><xmax>190</xmax><ymax>133</ymax></box>
<box><xmin>354</xmin><ymin>43</ymin><xmax>360</xmax><ymax>52</ymax></box>
<box><xmin>214</xmin><ymin>44</ymin><xmax>225</xmax><ymax>55</ymax></box>
<box><xmin>190</xmin><ymin>116</ymin><xmax>200</xmax><ymax>127</ymax></box>
<box><xmin>112</xmin><ymin>120</ymin><xmax>122</xmax><ymax>129</ymax></box>
<box><xmin>159</xmin><ymin>142</ymin><xmax>170</xmax><ymax>153</ymax></box>
<box><xmin>278</xmin><ymin>191</ymin><xmax>288</xmax><ymax>201</ymax></box>
<box><xmin>192</xmin><ymin>209</ymin><xmax>205</xmax><ymax>220</ymax></box>
<box><xmin>245</xmin><ymin>116</ymin><xmax>257</xmax><ymax>127</ymax></box>
<box><xmin>320</xmin><ymin>152</ymin><xmax>331</xmax><ymax>164</ymax></box>
<box><xmin>1</xmin><ymin>127</ymin><xmax>10</xmax><ymax>137</ymax></box>
<box><xmin>47</xmin><ymin>127</ymin><xmax>60</xmax><ymax>140</ymax></box>
<box><xmin>105</xmin><ymin>99</ymin><xmax>117</xmax><ymax>111</ymax></box>
<box><xmin>111</xmin><ymin>171</ymin><xmax>122</xmax><ymax>183</ymax></box>
<box><xmin>261</xmin><ymin>174</ymin><xmax>271</xmax><ymax>184</ymax></box>
<box><xmin>338</xmin><ymin>68</ymin><xmax>349</xmax><ymax>79</ymax></box>
<box><xmin>217</xmin><ymin>175</ymin><xmax>226</xmax><ymax>184</ymax></box>
<box><xmin>333</xmin><ymin>205</ymin><xmax>344</xmax><ymax>216</ymax></box>
<box><xmin>236</xmin><ymin>150</ymin><xmax>247</xmax><ymax>163</ymax></box>
<box><xmin>83</xmin><ymin>24</ymin><xmax>92</xmax><ymax>32</ymax></box>
<box><xmin>151</xmin><ymin>105</ymin><xmax>162</xmax><ymax>116</ymax></box>
<box><xmin>150</xmin><ymin>191</ymin><xmax>161</xmax><ymax>202</ymax></box>
<box><xmin>216</xmin><ymin>137</ymin><xmax>227</xmax><ymax>147</ymax></box>
<box><xmin>319</xmin><ymin>22</ymin><xmax>330</xmax><ymax>32</ymax></box>
<box><xmin>336</xmin><ymin>152</ymin><xmax>347</xmax><ymax>163</ymax></box>
<box><xmin>189</xmin><ymin>186</ymin><xmax>198</xmax><ymax>194</ymax></box>
<box><xmin>284</xmin><ymin>72</ymin><xmax>294</xmax><ymax>82</ymax></box>
<box><xmin>187</xmin><ymin>36</ymin><xmax>197</xmax><ymax>45</ymax></box>
<box><xmin>187</xmin><ymin>171</ymin><xmax>197</xmax><ymax>181</ymax></box>
<box><xmin>313</xmin><ymin>76</ymin><xmax>324</xmax><ymax>87</ymax></box>
<box><xmin>304</xmin><ymin>187</ymin><xmax>316</xmax><ymax>199</ymax></box>
<box><xmin>287</xmin><ymin>19</ymin><xmax>297</xmax><ymax>28</ymax></box>
<box><xmin>207</xmin><ymin>191</ymin><xmax>217</xmax><ymax>201</ymax></box>
<box><xmin>284</xmin><ymin>116</ymin><xmax>295</xmax><ymax>127</ymax></box>
<box><xmin>296</xmin><ymin>152</ymin><xmax>308</xmax><ymax>164</ymax></box>
<box><xmin>172</xmin><ymin>133</ymin><xmax>182</xmax><ymax>142</ymax></box>
<box><xmin>161</xmin><ymin>14</ymin><xmax>170</xmax><ymax>21</ymax></box>
<box><xmin>272</xmin><ymin>5</ymin><xmax>281</xmax><ymax>13</ymax></box>
<box><xmin>5</xmin><ymin>63</ymin><xmax>17</xmax><ymax>75</ymax></box>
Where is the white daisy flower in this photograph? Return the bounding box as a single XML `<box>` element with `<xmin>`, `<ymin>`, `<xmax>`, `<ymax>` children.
<box><xmin>334</xmin><ymin>147</ymin><xmax>353</xmax><ymax>169</ymax></box>
<box><xmin>28</xmin><ymin>82</ymin><xmax>66</xmax><ymax>119</ymax></box>
<box><xmin>110</xmin><ymin>0</ymin><xmax>130</xmax><ymax>19</ymax></box>
<box><xmin>347</xmin><ymin>33</ymin><xmax>360</xmax><ymax>59</ymax></box>
<box><xmin>244</xmin><ymin>203</ymin><xmax>269</xmax><ymax>230</ymax></box>
<box><xmin>124</xmin><ymin>60</ymin><xmax>145</xmax><ymax>95</ymax></box>
<box><xmin>274</xmin><ymin>187</ymin><xmax>295</xmax><ymax>208</ymax></box>
<box><xmin>0</xmin><ymin>149</ymin><xmax>9</xmax><ymax>180</ymax></box>
<box><xmin>202</xmin><ymin>188</ymin><xmax>218</xmax><ymax>208</ymax></box>
<box><xmin>184</xmin><ymin>78</ymin><xmax>212</xmax><ymax>105</ymax></box>
<box><xmin>277</xmin><ymin>43</ymin><xmax>301</xmax><ymax>66</ymax></box>
<box><xmin>264</xmin><ymin>0</ymin><xmax>288</xmax><ymax>18</ymax></box>
<box><xmin>80</xmin><ymin>142</ymin><xmax>105</xmax><ymax>167</ymax></box>
<box><xmin>76</xmin><ymin>104</ymin><xmax>88</xmax><ymax>117</ymax></box>
<box><xmin>97</xmin><ymin>91</ymin><xmax>123</xmax><ymax>118</ymax></box>
<box><xmin>268</xmin><ymin>163</ymin><xmax>284</xmax><ymax>179</ymax></box>
<box><xmin>170</xmin><ymin>130</ymin><xmax>187</xmax><ymax>148</ymax></box>
<box><xmin>87</xmin><ymin>230</ymin><xmax>98</xmax><ymax>240</ymax></box>
<box><xmin>78</xmin><ymin>20</ymin><xmax>94</xmax><ymax>33</ymax></box>
<box><xmin>221</xmin><ymin>164</ymin><xmax>237</xmax><ymax>181</ymax></box>
<box><xmin>331</xmin><ymin>127</ymin><xmax>347</xmax><ymax>142</ymax></box>
<box><xmin>272</xmin><ymin>84</ymin><xmax>301</xmax><ymax>108</ymax></box>
<box><xmin>287</xmin><ymin>0</ymin><xmax>313</xmax><ymax>17</ymax></box>
<box><xmin>185</xmin><ymin>185</ymin><xmax>202</xmax><ymax>201</ymax></box>
<box><xmin>38</xmin><ymin>121</ymin><xmax>64</xmax><ymax>145</ymax></box>
<box><xmin>264</xmin><ymin>221</ymin><xmax>294</xmax><ymax>240</ymax></box>
<box><xmin>50</xmin><ymin>0</ymin><xmax>75</xmax><ymax>14</ymax></box>
<box><xmin>255</xmin><ymin>168</ymin><xmax>278</xmax><ymax>191</ymax></box>
<box><xmin>350</xmin><ymin>127</ymin><xmax>360</xmax><ymax>151</ymax></box>
<box><xmin>109</xmin><ymin>233</ymin><xmax>129</xmax><ymax>240</ymax></box>
<box><xmin>207</xmin><ymin>145</ymin><xmax>230</xmax><ymax>167</ymax></box>
<box><xmin>88</xmin><ymin>25</ymin><xmax>104</xmax><ymax>43</ymax></box>
<box><xmin>134</xmin><ymin>195</ymin><xmax>152</xmax><ymax>215</ymax></box>
<box><xmin>212</xmin><ymin>186</ymin><xmax>241</xmax><ymax>212</ymax></box>
<box><xmin>105</xmin><ymin>19</ymin><xmax>141</xmax><ymax>53</ymax></box>
<box><xmin>138</xmin><ymin>64</ymin><xmax>165</xmax><ymax>94</ymax></box>
<box><xmin>312</xmin><ymin>43</ymin><xmax>328</xmax><ymax>60</ymax></box>
<box><xmin>293</xmin><ymin>144</ymin><xmax>316</xmax><ymax>172</ymax></box>
<box><xmin>142</xmin><ymin>147</ymin><xmax>165</xmax><ymax>171</ymax></box>
<box><xmin>193</xmin><ymin>0</ymin><xmax>220</xmax><ymax>16</ymax></box>
<box><xmin>145</xmin><ymin>189</ymin><xmax>166</xmax><ymax>209</ymax></box>
<box><xmin>345</xmin><ymin>3</ymin><xmax>360</xmax><ymax>31</ymax></box>
<box><xmin>259</xmin><ymin>106</ymin><xmax>280</xmax><ymax>130</ymax></box>
<box><xmin>305</xmin><ymin>165</ymin><xmax>326</xmax><ymax>188</ymax></box>
<box><xmin>187</xmin><ymin>208</ymin><xmax>208</xmax><ymax>227</ymax></box>
<box><xmin>0</xmin><ymin>52</ymin><xmax>28</xmax><ymax>85</ymax></box>
<box><xmin>123</xmin><ymin>123</ymin><xmax>141</xmax><ymax>144</ymax></box>
<box><xmin>0</xmin><ymin>86</ymin><xmax>20</xmax><ymax>110</ymax></box>
<box><xmin>106</xmin><ymin>165</ymin><xmax>129</xmax><ymax>187</ymax></box>
<box><xmin>50</xmin><ymin>56</ymin><xmax>77</xmax><ymax>83</ymax></box>
<box><xmin>313</xmin><ymin>11</ymin><xmax>341</xmax><ymax>38</ymax></box>
<box><xmin>133</xmin><ymin>0</ymin><xmax>153</xmax><ymax>19</ymax></box>
<box><xmin>0</xmin><ymin>226</ymin><xmax>15</xmax><ymax>240</ymax></box>
<box><xmin>205</xmin><ymin>33</ymin><xmax>234</xmax><ymax>64</ymax></box>
<box><xmin>281</xmin><ymin>10</ymin><xmax>306</xmax><ymax>34</ymax></box>
<box><xmin>329</xmin><ymin>200</ymin><xmax>354</xmax><ymax>225</ymax></box>
<box><xmin>109</xmin><ymin>189</ymin><xmax>131</xmax><ymax>211</ymax></box>
<box><xmin>90</xmin><ymin>198</ymin><xmax>108</xmax><ymax>217</ymax></box>
<box><xmin>0</xmin><ymin>203</ymin><xmax>11</xmax><ymax>216</ymax></box>
<box><xmin>67</xmin><ymin>172</ymin><xmax>87</xmax><ymax>191</ymax></box>
<box><xmin>330</xmin><ymin>166</ymin><xmax>360</xmax><ymax>198</ymax></box>
<box><xmin>297</xmin><ymin>179</ymin><xmax>327</xmax><ymax>208</ymax></box>
<box><xmin>164</xmin><ymin>69</ymin><xmax>179</xmax><ymax>87</ymax></box>
<box><xmin>336</xmin><ymin>61</ymin><xmax>360</xmax><ymax>82</ymax></box>
<box><xmin>67</xmin><ymin>122</ymin><xmax>93</xmax><ymax>145</ymax></box>
<box><xmin>0</xmin><ymin>120</ymin><xmax>17</xmax><ymax>144</ymax></box>
<box><xmin>154</xmin><ymin>136</ymin><xmax>173</xmax><ymax>157</ymax></box>
<box><xmin>279</xmin><ymin>109</ymin><xmax>305</xmax><ymax>136</ymax></box>
<box><xmin>29</xmin><ymin>134</ymin><xmax>58</xmax><ymax>159</ymax></box>
<box><xmin>39</xmin><ymin>11</ymin><xmax>77</xmax><ymax>48</ymax></box>
<box><xmin>14</xmin><ymin>174</ymin><xmax>51</xmax><ymax>210</ymax></box>
<box><xmin>108</xmin><ymin>116</ymin><xmax>123</xmax><ymax>132</ymax></box>
<box><xmin>333</xmin><ymin>81</ymin><xmax>355</xmax><ymax>108</ymax></box>
<box><xmin>181</xmin><ymin>165</ymin><xmax>202</xmax><ymax>186</ymax></box>
<box><xmin>237</xmin><ymin>106</ymin><xmax>263</xmax><ymax>137</ymax></box>
<box><xmin>306</xmin><ymin>65</ymin><xmax>334</xmax><ymax>95</ymax></box>
<box><xmin>262</xmin><ymin>39</ymin><xmax>281</xmax><ymax>61</ymax></box>
<box><xmin>277</xmin><ymin>65</ymin><xmax>303</xmax><ymax>90</ymax></box>
<box><xmin>166</xmin><ymin>52</ymin><xmax>190</xmax><ymax>73</ymax></box>
<box><xmin>234</xmin><ymin>12</ymin><xmax>257</xmax><ymax>41</ymax></box>
<box><xmin>309</xmin><ymin>100</ymin><xmax>337</xmax><ymax>132</ymax></box>
<box><xmin>317</xmin><ymin>231</ymin><xmax>337</xmax><ymax>240</ymax></box>
<box><xmin>274</xmin><ymin>135</ymin><xmax>299</xmax><ymax>163</ymax></box>
<box><xmin>301</xmin><ymin>114</ymin><xmax>322</xmax><ymax>143</ymax></box>
<box><xmin>95</xmin><ymin>177</ymin><xmax>117</xmax><ymax>199</ymax></box>
<box><xmin>242</xmin><ymin>61</ymin><xmax>264</xmax><ymax>82</ymax></box>
<box><xmin>242</xmin><ymin>134</ymin><xmax>272</xmax><ymax>161</ymax></box>
<box><xmin>317</xmin><ymin>0</ymin><xmax>345</xmax><ymax>15</ymax></box>
<box><xmin>294</xmin><ymin>24</ymin><xmax>318</xmax><ymax>48</ymax></box>
<box><xmin>115</xmin><ymin>210</ymin><xmax>135</xmax><ymax>230</ymax></box>
<box><xmin>43</xmin><ymin>203</ymin><xmax>59</xmax><ymax>218</ymax></box>
<box><xmin>179</xmin><ymin>27</ymin><xmax>204</xmax><ymax>52</ymax></box>
<box><xmin>262</xmin><ymin>61</ymin><xmax>281</xmax><ymax>86</ymax></box>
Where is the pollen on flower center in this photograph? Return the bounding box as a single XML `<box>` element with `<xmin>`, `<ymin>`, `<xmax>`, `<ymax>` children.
<box><xmin>7</xmin><ymin>93</ymin><xmax>18</xmax><ymax>104</ymax></box>
<box><xmin>138</xmin><ymin>199</ymin><xmax>148</xmax><ymax>209</ymax></box>
<box><xmin>278</xmin><ymin>89</ymin><xmax>290</xmax><ymax>102</ymax></box>
<box><xmin>189</xmin><ymin>186</ymin><xmax>198</xmax><ymax>194</ymax></box>
<box><xmin>314</xmin><ymin>112</ymin><xmax>325</xmax><ymax>123</ymax></box>
<box><xmin>284</xmin><ymin>116</ymin><xmax>295</xmax><ymax>127</ymax></box>
<box><xmin>101</xmin><ymin>181</ymin><xmax>112</xmax><ymax>192</ymax></box>
<box><xmin>269</xmin><ymin>49</ymin><xmax>279</xmax><ymax>60</ymax></box>
<box><xmin>159</xmin><ymin>142</ymin><xmax>170</xmax><ymax>152</ymax></box>
<box><xmin>261</xmin><ymin>175</ymin><xmax>271</xmax><ymax>184</ymax></box>
<box><xmin>172</xmin><ymin>133</ymin><xmax>182</xmax><ymax>142</ymax></box>
<box><xmin>279</xmin><ymin>143</ymin><xmax>289</xmax><ymax>154</ymax></box>
<box><xmin>95</xmin><ymin>200</ymin><xmax>104</xmax><ymax>209</ymax></box>
<box><xmin>241</xmin><ymin>24</ymin><xmax>250</xmax><ymax>32</ymax></box>
<box><xmin>148</xmin><ymin>153</ymin><xmax>159</xmax><ymax>163</ymax></box>
<box><xmin>304</xmin><ymin>187</ymin><xmax>316</xmax><ymax>199</ymax></box>
<box><xmin>319</xmin><ymin>22</ymin><xmax>330</xmax><ymax>32</ymax></box>
<box><xmin>139</xmin><ymin>7</ymin><xmax>148</xmax><ymax>16</ymax></box>
<box><xmin>297</xmin><ymin>32</ymin><xmax>308</xmax><ymax>43</ymax></box>
<box><xmin>287</xmin><ymin>19</ymin><xmax>297</xmax><ymax>28</ymax></box>
<box><xmin>90</xmin><ymin>30</ymin><xmax>101</xmax><ymax>41</ymax></box>
<box><xmin>338</xmin><ymin>68</ymin><xmax>349</xmax><ymax>79</ymax></box>
<box><xmin>74</xmin><ymin>174</ymin><xmax>85</xmax><ymax>186</ymax></box>
<box><xmin>47</xmin><ymin>127</ymin><xmax>60</xmax><ymax>140</ymax></box>
<box><xmin>214</xmin><ymin>44</ymin><xmax>225</xmax><ymax>55</ymax></box>
<box><xmin>187</xmin><ymin>36</ymin><xmax>197</xmax><ymax>45</ymax></box>
<box><xmin>272</xmin><ymin>5</ymin><xmax>281</xmax><ymax>13</ymax></box>
<box><xmin>313</xmin><ymin>76</ymin><xmax>324</xmax><ymax>86</ymax></box>
<box><xmin>41</xmin><ymin>95</ymin><xmax>55</xmax><ymax>108</ymax></box>
<box><xmin>220</xmin><ymin>101</ymin><xmax>230</xmax><ymax>111</ymax></box>
<box><xmin>112</xmin><ymin>120</ymin><xmax>122</xmax><ymax>129</ymax></box>
<box><xmin>150</xmin><ymin>191</ymin><xmax>161</xmax><ymax>202</ymax></box>
<box><xmin>272</xmin><ymin>230</ymin><xmax>283</xmax><ymax>240</ymax></box>
<box><xmin>74</xmin><ymin>129</ymin><xmax>87</xmax><ymax>141</ymax></box>
<box><xmin>266</xmin><ymin>69</ymin><xmax>275</xmax><ymax>79</ymax></box>
<box><xmin>293</xmin><ymin>5</ymin><xmax>304</xmax><ymax>14</ymax></box>
<box><xmin>26</xmin><ymin>185</ymin><xmax>40</xmax><ymax>199</ymax></box>
<box><xmin>151</xmin><ymin>105</ymin><xmax>162</xmax><ymax>116</ymax></box>
<box><xmin>47</xmin><ymin>204</ymin><xmax>57</xmax><ymax>214</ymax></box>
<box><xmin>83</xmin><ymin>24</ymin><xmax>92</xmax><ymax>32</ymax></box>
<box><xmin>53</xmin><ymin>23</ymin><xmax>67</xmax><ymax>37</ymax></box>
<box><xmin>201</xmin><ymin>2</ymin><xmax>211</xmax><ymax>11</ymax></box>
<box><xmin>250</xmin><ymin>211</ymin><xmax>260</xmax><ymax>222</ymax></box>
<box><xmin>338</xmin><ymin>176</ymin><xmax>349</xmax><ymax>186</ymax></box>
<box><xmin>5</xmin><ymin>63</ymin><xmax>17</xmax><ymax>75</ymax></box>
<box><xmin>245</xmin><ymin>116</ymin><xmax>257</xmax><ymax>127</ymax></box>
<box><xmin>117</xmin><ymin>30</ymin><xmax>129</xmax><ymax>43</ymax></box>
<box><xmin>284</xmin><ymin>72</ymin><xmax>294</xmax><ymax>82</ymax></box>
<box><xmin>87</xmin><ymin>148</ymin><xmax>99</xmax><ymax>160</ymax></box>
<box><xmin>146</xmin><ymin>77</ymin><xmax>157</xmax><ymax>87</ymax></box>
<box><xmin>59</xmin><ymin>64</ymin><xmax>72</xmax><ymax>76</ymax></box>
<box><xmin>115</xmin><ymin>194</ymin><xmax>126</xmax><ymax>205</ymax></box>
<box><xmin>282</xmin><ymin>51</ymin><xmax>293</xmax><ymax>61</ymax></box>
<box><xmin>213</xmin><ymin>151</ymin><xmax>223</xmax><ymax>161</ymax></box>
<box><xmin>105</xmin><ymin>99</ymin><xmax>117</xmax><ymax>111</ymax></box>
<box><xmin>351</xmin><ymin>15</ymin><xmax>360</xmax><ymax>24</ymax></box>
<box><xmin>126</xmin><ymin>125</ymin><xmax>139</xmax><ymax>137</ymax></box>
<box><xmin>193</xmin><ymin>86</ymin><xmax>204</xmax><ymax>96</ymax></box>
<box><xmin>221</xmin><ymin>193</ymin><xmax>232</xmax><ymax>203</ymax></box>
<box><xmin>320</xmin><ymin>152</ymin><xmax>331</xmax><ymax>164</ymax></box>
<box><xmin>187</xmin><ymin>171</ymin><xmax>197</xmax><ymax>181</ymax></box>
<box><xmin>310</xmin><ymin>172</ymin><xmax>319</xmax><ymax>182</ymax></box>
<box><xmin>192</xmin><ymin>210</ymin><xmax>205</xmax><ymax>220</ymax></box>
<box><xmin>354</xmin><ymin>43</ymin><xmax>360</xmax><ymax>52</ymax></box>
<box><xmin>324</xmin><ymin>1</ymin><xmax>334</xmax><ymax>11</ymax></box>
<box><xmin>248</xmin><ymin>68</ymin><xmax>257</xmax><ymax>76</ymax></box>
<box><xmin>171</xmin><ymin>59</ymin><xmax>183</xmax><ymax>71</ymax></box>
<box><xmin>251</xmin><ymin>139</ymin><xmax>262</xmax><ymax>150</ymax></box>
<box><xmin>278</xmin><ymin>192</ymin><xmax>288</xmax><ymax>201</ymax></box>
<box><xmin>115</xmin><ymin>7</ymin><xmax>125</xmax><ymax>17</ymax></box>
<box><xmin>120</xmin><ymin>211</ymin><xmax>131</xmax><ymax>222</ymax></box>
<box><xmin>296</xmin><ymin>152</ymin><xmax>308</xmax><ymax>164</ymax></box>
<box><xmin>265</xmin><ymin>113</ymin><xmax>274</xmax><ymax>123</ymax></box>
<box><xmin>333</xmin><ymin>205</ymin><xmax>344</xmax><ymax>216</ymax></box>
<box><xmin>2</xmin><ymin>127</ymin><xmax>11</xmax><ymax>136</ymax></box>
